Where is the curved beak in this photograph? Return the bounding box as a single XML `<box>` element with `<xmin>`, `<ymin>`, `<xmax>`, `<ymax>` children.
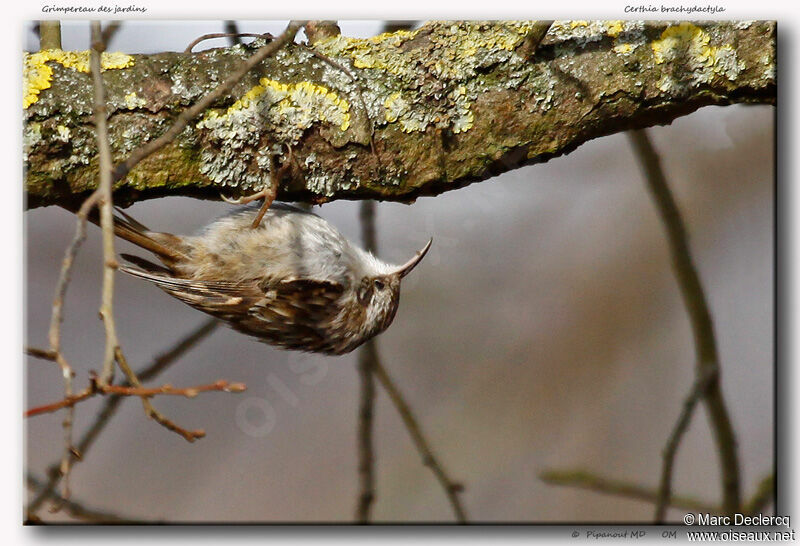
<box><xmin>395</xmin><ymin>238</ymin><xmax>433</xmax><ymax>278</ymax></box>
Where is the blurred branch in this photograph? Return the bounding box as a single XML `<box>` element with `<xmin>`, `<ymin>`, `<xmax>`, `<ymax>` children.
<box><xmin>26</xmin><ymin>474</ymin><xmax>147</xmax><ymax>523</ymax></box>
<box><xmin>628</xmin><ymin>129</ymin><xmax>740</xmax><ymax>520</ymax></box>
<box><xmin>38</xmin><ymin>21</ymin><xmax>61</xmax><ymax>49</ymax></box>
<box><xmin>26</xmin><ymin>319</ymin><xmax>219</xmax><ymax>519</ymax></box>
<box><xmin>224</xmin><ymin>21</ymin><xmax>242</xmax><ymax>44</ymax></box>
<box><xmin>25</xmin><ymin>21</ymin><xmax>775</xmax><ymax>209</ymax></box>
<box><xmin>100</xmin><ymin>21</ymin><xmax>121</xmax><ymax>48</ymax></box>
<box><xmin>373</xmin><ymin>360</ymin><xmax>467</xmax><ymax>523</ymax></box>
<box><xmin>355</xmin><ymin>331</ymin><xmax>377</xmax><ymax>522</ymax></box>
<box><xmin>539</xmin><ymin>469</ymin><xmax>720</xmax><ymax>514</ymax></box>
<box><xmin>355</xmin><ymin>199</ymin><xmax>377</xmax><ymax>522</ymax></box>
<box><xmin>653</xmin><ymin>361</ymin><xmax>719</xmax><ymax>521</ymax></box>
<box><xmin>743</xmin><ymin>473</ymin><xmax>775</xmax><ymax>515</ymax></box>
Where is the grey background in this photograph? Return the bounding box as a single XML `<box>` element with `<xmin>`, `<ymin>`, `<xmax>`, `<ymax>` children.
<box><xmin>24</xmin><ymin>21</ymin><xmax>774</xmax><ymax>522</ymax></box>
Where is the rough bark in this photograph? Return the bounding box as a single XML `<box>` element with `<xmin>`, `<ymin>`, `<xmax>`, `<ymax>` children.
<box><xmin>23</xmin><ymin>20</ymin><xmax>775</xmax><ymax>209</ymax></box>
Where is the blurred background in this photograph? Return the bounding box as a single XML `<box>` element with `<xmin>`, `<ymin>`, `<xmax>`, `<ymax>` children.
<box><xmin>24</xmin><ymin>21</ymin><xmax>774</xmax><ymax>522</ymax></box>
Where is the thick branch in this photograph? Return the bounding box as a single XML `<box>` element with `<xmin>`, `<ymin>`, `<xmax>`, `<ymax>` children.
<box><xmin>24</xmin><ymin>20</ymin><xmax>774</xmax><ymax>209</ymax></box>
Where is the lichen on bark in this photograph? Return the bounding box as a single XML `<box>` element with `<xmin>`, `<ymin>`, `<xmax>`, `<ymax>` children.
<box><xmin>23</xmin><ymin>20</ymin><xmax>775</xmax><ymax>209</ymax></box>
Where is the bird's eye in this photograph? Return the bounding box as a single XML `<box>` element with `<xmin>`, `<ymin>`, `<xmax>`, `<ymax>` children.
<box><xmin>374</xmin><ymin>279</ymin><xmax>385</xmax><ymax>291</ymax></box>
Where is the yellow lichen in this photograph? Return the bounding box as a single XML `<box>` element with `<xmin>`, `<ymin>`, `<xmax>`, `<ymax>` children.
<box><xmin>55</xmin><ymin>124</ymin><xmax>70</xmax><ymax>142</ymax></box>
<box><xmin>23</xmin><ymin>49</ymin><xmax>134</xmax><ymax>108</ymax></box>
<box><xmin>383</xmin><ymin>92</ymin><xmax>407</xmax><ymax>123</ymax></box>
<box><xmin>313</xmin><ymin>22</ymin><xmax>537</xmax><ymax>135</ymax></box>
<box><xmin>614</xmin><ymin>43</ymin><xmax>635</xmax><ymax>55</ymax></box>
<box><xmin>651</xmin><ymin>23</ymin><xmax>744</xmax><ymax>82</ymax></box>
<box><xmin>314</xmin><ymin>21</ymin><xmax>534</xmax><ymax>77</ymax></box>
<box><xmin>124</xmin><ymin>91</ymin><xmax>147</xmax><ymax>109</ymax></box>
<box><xmin>606</xmin><ymin>21</ymin><xmax>624</xmax><ymax>37</ymax></box>
<box><xmin>200</xmin><ymin>77</ymin><xmax>351</xmax><ymax>133</ymax></box>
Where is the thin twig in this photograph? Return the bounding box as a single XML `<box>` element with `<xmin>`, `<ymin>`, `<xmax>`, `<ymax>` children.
<box><xmin>355</xmin><ymin>199</ymin><xmax>378</xmax><ymax>522</ymax></box>
<box><xmin>25</xmin><ymin>347</ymin><xmax>57</xmax><ymax>361</ymax></box>
<box><xmin>654</xmin><ymin>363</ymin><xmax>719</xmax><ymax>521</ymax></box>
<box><xmin>90</xmin><ymin>21</ymin><xmax>119</xmax><ymax>386</ymax></box>
<box><xmin>113</xmin><ymin>346</ymin><xmax>208</xmax><ymax>442</ymax></box>
<box><xmin>101</xmin><ymin>21</ymin><xmax>121</xmax><ymax>48</ymax></box>
<box><xmin>516</xmin><ymin>20</ymin><xmax>553</xmax><ymax>60</ymax></box>
<box><xmin>25</xmin><ymin>378</ymin><xmax>245</xmax><ymax>417</ymax></box>
<box><xmin>113</xmin><ymin>20</ymin><xmax>304</xmax><ymax>183</ymax></box>
<box><xmin>185</xmin><ymin>32</ymin><xmax>273</xmax><ymax>53</ymax></box>
<box><xmin>224</xmin><ymin>21</ymin><xmax>242</xmax><ymax>44</ymax></box>
<box><xmin>26</xmin><ymin>474</ymin><xmax>146</xmax><ymax>523</ymax></box>
<box><xmin>355</xmin><ymin>339</ymin><xmax>377</xmax><ymax>522</ymax></box>
<box><xmin>743</xmin><ymin>473</ymin><xmax>775</xmax><ymax>515</ymax></box>
<box><xmin>45</xmin><ymin>187</ymin><xmax>101</xmax><ymax>502</ymax></box>
<box><xmin>90</xmin><ymin>21</ymin><xmax>220</xmax><ymax>443</ymax></box>
<box><xmin>372</xmin><ymin>359</ymin><xmax>468</xmax><ymax>523</ymax></box>
<box><xmin>539</xmin><ymin>469</ymin><xmax>720</xmax><ymax>515</ymax></box>
<box><xmin>26</xmin><ymin>319</ymin><xmax>219</xmax><ymax>519</ymax></box>
<box><xmin>628</xmin><ymin>129</ymin><xmax>741</xmax><ymax>518</ymax></box>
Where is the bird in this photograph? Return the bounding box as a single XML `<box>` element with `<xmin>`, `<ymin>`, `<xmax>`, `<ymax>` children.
<box><xmin>111</xmin><ymin>203</ymin><xmax>432</xmax><ymax>355</ymax></box>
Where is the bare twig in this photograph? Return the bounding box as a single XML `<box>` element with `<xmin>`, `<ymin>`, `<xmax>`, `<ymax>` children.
<box><xmin>355</xmin><ymin>200</ymin><xmax>378</xmax><ymax>523</ymax></box>
<box><xmin>45</xmin><ymin>189</ymin><xmax>102</xmax><ymax>502</ymax></box>
<box><xmin>25</xmin><ymin>347</ymin><xmax>57</xmax><ymax>361</ymax></box>
<box><xmin>355</xmin><ymin>340</ymin><xmax>377</xmax><ymax>522</ymax></box>
<box><xmin>539</xmin><ymin>469</ymin><xmax>720</xmax><ymax>515</ymax></box>
<box><xmin>26</xmin><ymin>378</ymin><xmax>245</xmax><ymax>417</ymax></box>
<box><xmin>372</xmin><ymin>360</ymin><xmax>468</xmax><ymax>523</ymax></box>
<box><xmin>113</xmin><ymin>20</ymin><xmax>304</xmax><ymax>183</ymax></box>
<box><xmin>357</xmin><ymin>165</ymin><xmax>465</xmax><ymax>522</ymax></box>
<box><xmin>26</xmin><ymin>319</ymin><xmax>219</xmax><ymax>519</ymax></box>
<box><xmin>26</xmin><ymin>474</ymin><xmax>146</xmax><ymax>523</ymax></box>
<box><xmin>39</xmin><ymin>21</ymin><xmax>61</xmax><ymax>50</ymax></box>
<box><xmin>516</xmin><ymin>20</ymin><xmax>553</xmax><ymax>60</ymax></box>
<box><xmin>185</xmin><ymin>32</ymin><xmax>273</xmax><ymax>53</ymax></box>
<box><xmin>90</xmin><ymin>21</ymin><xmax>119</xmax><ymax>386</ymax></box>
<box><xmin>224</xmin><ymin>21</ymin><xmax>242</xmax><ymax>44</ymax></box>
<box><xmin>654</xmin><ymin>363</ymin><xmax>719</xmax><ymax>521</ymax></box>
<box><xmin>628</xmin><ymin>129</ymin><xmax>740</xmax><ymax>519</ymax></box>
<box><xmin>101</xmin><ymin>21</ymin><xmax>121</xmax><ymax>48</ymax></box>
<box><xmin>113</xmin><ymin>346</ymin><xmax>208</xmax><ymax>442</ymax></box>
<box><xmin>743</xmin><ymin>473</ymin><xmax>775</xmax><ymax>515</ymax></box>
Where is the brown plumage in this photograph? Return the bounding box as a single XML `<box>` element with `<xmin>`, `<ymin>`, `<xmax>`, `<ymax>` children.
<box><xmin>112</xmin><ymin>204</ymin><xmax>432</xmax><ymax>355</ymax></box>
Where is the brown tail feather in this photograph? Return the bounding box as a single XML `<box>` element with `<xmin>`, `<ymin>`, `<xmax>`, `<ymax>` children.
<box><xmin>111</xmin><ymin>212</ymin><xmax>187</xmax><ymax>264</ymax></box>
<box><xmin>119</xmin><ymin>253</ymin><xmax>172</xmax><ymax>275</ymax></box>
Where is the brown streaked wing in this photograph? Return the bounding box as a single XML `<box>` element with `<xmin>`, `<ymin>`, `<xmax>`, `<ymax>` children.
<box><xmin>238</xmin><ymin>278</ymin><xmax>346</xmax><ymax>352</ymax></box>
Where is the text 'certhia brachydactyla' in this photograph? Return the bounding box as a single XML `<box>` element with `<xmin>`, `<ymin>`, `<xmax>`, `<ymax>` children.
<box><xmin>113</xmin><ymin>203</ymin><xmax>432</xmax><ymax>355</ymax></box>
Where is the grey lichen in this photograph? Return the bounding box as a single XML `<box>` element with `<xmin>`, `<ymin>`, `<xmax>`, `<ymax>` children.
<box><xmin>310</xmin><ymin>21</ymin><xmax>543</xmax><ymax>136</ymax></box>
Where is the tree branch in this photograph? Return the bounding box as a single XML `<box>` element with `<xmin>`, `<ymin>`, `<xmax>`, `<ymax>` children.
<box><xmin>539</xmin><ymin>469</ymin><xmax>720</xmax><ymax>515</ymax></box>
<box><xmin>26</xmin><ymin>319</ymin><xmax>219</xmax><ymax>519</ymax></box>
<box><xmin>26</xmin><ymin>473</ymin><xmax>147</xmax><ymax>523</ymax></box>
<box><xmin>25</xmin><ymin>377</ymin><xmax>245</xmax><ymax>417</ymax></box>
<box><xmin>628</xmin><ymin>129</ymin><xmax>740</xmax><ymax>519</ymax></box>
<box><xmin>355</xmin><ymin>200</ymin><xmax>377</xmax><ymax>523</ymax></box>
<box><xmin>24</xmin><ymin>21</ymin><xmax>774</xmax><ymax>209</ymax></box>
<box><xmin>372</xmin><ymin>359</ymin><xmax>467</xmax><ymax>523</ymax></box>
<box><xmin>39</xmin><ymin>21</ymin><xmax>61</xmax><ymax>50</ymax></box>
<box><xmin>90</xmin><ymin>20</ymin><xmax>119</xmax><ymax>386</ymax></box>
